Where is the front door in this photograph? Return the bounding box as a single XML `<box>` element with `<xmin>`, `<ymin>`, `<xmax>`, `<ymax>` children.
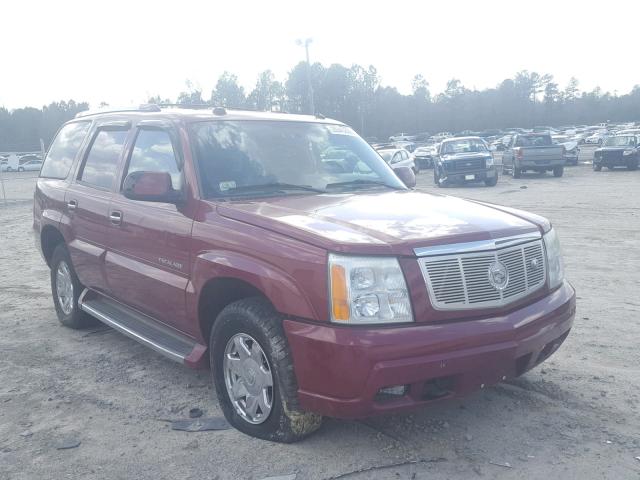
<box><xmin>104</xmin><ymin>125</ymin><xmax>193</xmax><ymax>333</ymax></box>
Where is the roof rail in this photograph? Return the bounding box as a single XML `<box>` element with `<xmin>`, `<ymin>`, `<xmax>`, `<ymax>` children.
<box><xmin>156</xmin><ymin>103</ymin><xmax>214</xmax><ymax>110</ymax></box>
<box><xmin>75</xmin><ymin>104</ymin><xmax>161</xmax><ymax>118</ymax></box>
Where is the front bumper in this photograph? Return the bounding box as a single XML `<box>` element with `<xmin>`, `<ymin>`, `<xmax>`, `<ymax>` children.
<box><xmin>441</xmin><ymin>166</ymin><xmax>497</xmax><ymax>182</ymax></box>
<box><xmin>284</xmin><ymin>281</ymin><xmax>575</xmax><ymax>419</ymax></box>
<box><xmin>594</xmin><ymin>156</ymin><xmax>635</xmax><ymax>168</ymax></box>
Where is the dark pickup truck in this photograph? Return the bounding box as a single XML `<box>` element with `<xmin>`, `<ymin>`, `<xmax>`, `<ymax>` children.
<box><xmin>34</xmin><ymin>106</ymin><xmax>575</xmax><ymax>442</ymax></box>
<box><xmin>433</xmin><ymin>136</ymin><xmax>498</xmax><ymax>187</ymax></box>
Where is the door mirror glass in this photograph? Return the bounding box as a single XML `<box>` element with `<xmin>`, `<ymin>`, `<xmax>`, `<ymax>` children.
<box><xmin>123</xmin><ymin>171</ymin><xmax>180</xmax><ymax>203</ymax></box>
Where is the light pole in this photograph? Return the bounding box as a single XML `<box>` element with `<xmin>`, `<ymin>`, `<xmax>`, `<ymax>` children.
<box><xmin>296</xmin><ymin>38</ymin><xmax>315</xmax><ymax>114</ymax></box>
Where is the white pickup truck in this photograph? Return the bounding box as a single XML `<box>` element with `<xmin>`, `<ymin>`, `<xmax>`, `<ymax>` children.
<box><xmin>502</xmin><ymin>133</ymin><xmax>565</xmax><ymax>178</ymax></box>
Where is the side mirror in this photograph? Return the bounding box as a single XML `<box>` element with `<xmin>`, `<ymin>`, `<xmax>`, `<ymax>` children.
<box><xmin>393</xmin><ymin>166</ymin><xmax>416</xmax><ymax>188</ymax></box>
<box><xmin>123</xmin><ymin>171</ymin><xmax>181</xmax><ymax>203</ymax></box>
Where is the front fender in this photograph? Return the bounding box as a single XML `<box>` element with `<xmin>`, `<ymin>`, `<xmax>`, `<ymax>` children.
<box><xmin>191</xmin><ymin>250</ymin><xmax>320</xmax><ymax>322</ymax></box>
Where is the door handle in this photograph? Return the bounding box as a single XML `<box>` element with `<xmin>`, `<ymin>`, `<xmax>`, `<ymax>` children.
<box><xmin>109</xmin><ymin>210</ymin><xmax>122</xmax><ymax>226</ymax></box>
<box><xmin>67</xmin><ymin>200</ymin><xmax>77</xmax><ymax>211</ymax></box>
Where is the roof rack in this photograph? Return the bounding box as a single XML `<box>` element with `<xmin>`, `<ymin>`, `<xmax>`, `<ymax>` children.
<box><xmin>75</xmin><ymin>104</ymin><xmax>161</xmax><ymax>118</ymax></box>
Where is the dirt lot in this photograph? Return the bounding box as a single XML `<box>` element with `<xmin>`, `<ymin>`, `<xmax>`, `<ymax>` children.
<box><xmin>1</xmin><ymin>149</ymin><xmax>639</xmax><ymax>480</ymax></box>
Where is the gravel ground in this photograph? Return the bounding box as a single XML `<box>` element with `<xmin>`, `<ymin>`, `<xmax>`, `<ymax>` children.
<box><xmin>1</xmin><ymin>148</ymin><xmax>639</xmax><ymax>479</ymax></box>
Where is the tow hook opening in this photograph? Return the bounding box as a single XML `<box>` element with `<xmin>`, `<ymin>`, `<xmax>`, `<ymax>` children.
<box><xmin>422</xmin><ymin>376</ymin><xmax>455</xmax><ymax>401</ymax></box>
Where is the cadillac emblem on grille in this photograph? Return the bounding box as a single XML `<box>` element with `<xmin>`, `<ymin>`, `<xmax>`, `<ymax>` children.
<box><xmin>488</xmin><ymin>261</ymin><xmax>509</xmax><ymax>291</ymax></box>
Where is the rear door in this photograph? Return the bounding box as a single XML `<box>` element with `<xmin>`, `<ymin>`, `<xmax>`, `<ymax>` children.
<box><xmin>104</xmin><ymin>123</ymin><xmax>193</xmax><ymax>332</ymax></box>
<box><xmin>64</xmin><ymin>122</ymin><xmax>131</xmax><ymax>293</ymax></box>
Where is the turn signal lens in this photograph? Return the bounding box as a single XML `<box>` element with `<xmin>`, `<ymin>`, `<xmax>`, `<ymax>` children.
<box><xmin>330</xmin><ymin>264</ymin><xmax>350</xmax><ymax>321</ymax></box>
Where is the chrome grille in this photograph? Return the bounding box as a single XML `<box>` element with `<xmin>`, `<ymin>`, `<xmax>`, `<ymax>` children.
<box><xmin>418</xmin><ymin>239</ymin><xmax>546</xmax><ymax>310</ymax></box>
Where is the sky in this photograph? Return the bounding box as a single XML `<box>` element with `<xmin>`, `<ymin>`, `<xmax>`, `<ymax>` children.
<box><xmin>1</xmin><ymin>0</ymin><xmax>637</xmax><ymax>109</ymax></box>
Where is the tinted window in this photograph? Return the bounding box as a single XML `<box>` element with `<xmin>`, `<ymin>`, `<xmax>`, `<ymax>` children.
<box><xmin>126</xmin><ymin>130</ymin><xmax>181</xmax><ymax>189</ymax></box>
<box><xmin>40</xmin><ymin>122</ymin><xmax>91</xmax><ymax>179</ymax></box>
<box><xmin>80</xmin><ymin>130</ymin><xmax>128</xmax><ymax>189</ymax></box>
<box><xmin>515</xmin><ymin>135</ymin><xmax>552</xmax><ymax>147</ymax></box>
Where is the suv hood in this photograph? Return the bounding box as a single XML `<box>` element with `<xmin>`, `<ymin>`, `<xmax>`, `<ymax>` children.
<box><xmin>441</xmin><ymin>152</ymin><xmax>491</xmax><ymax>162</ymax></box>
<box><xmin>216</xmin><ymin>191</ymin><xmax>543</xmax><ymax>256</ymax></box>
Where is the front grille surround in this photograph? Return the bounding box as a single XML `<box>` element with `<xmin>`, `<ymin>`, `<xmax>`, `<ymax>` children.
<box><xmin>418</xmin><ymin>239</ymin><xmax>547</xmax><ymax>310</ymax></box>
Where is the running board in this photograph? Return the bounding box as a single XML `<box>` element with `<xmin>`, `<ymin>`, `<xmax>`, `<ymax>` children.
<box><xmin>78</xmin><ymin>289</ymin><xmax>206</xmax><ymax>366</ymax></box>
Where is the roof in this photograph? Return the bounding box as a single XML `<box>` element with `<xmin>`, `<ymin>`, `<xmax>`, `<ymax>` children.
<box><xmin>73</xmin><ymin>105</ymin><xmax>344</xmax><ymax>125</ymax></box>
<box><xmin>440</xmin><ymin>136</ymin><xmax>484</xmax><ymax>142</ymax></box>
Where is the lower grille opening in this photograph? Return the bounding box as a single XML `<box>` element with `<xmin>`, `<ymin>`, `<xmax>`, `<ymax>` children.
<box><xmin>536</xmin><ymin>330</ymin><xmax>570</xmax><ymax>365</ymax></box>
<box><xmin>515</xmin><ymin>353</ymin><xmax>533</xmax><ymax>377</ymax></box>
<box><xmin>422</xmin><ymin>376</ymin><xmax>455</xmax><ymax>401</ymax></box>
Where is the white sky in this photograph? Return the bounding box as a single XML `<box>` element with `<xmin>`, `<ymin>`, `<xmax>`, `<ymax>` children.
<box><xmin>1</xmin><ymin>0</ymin><xmax>637</xmax><ymax>109</ymax></box>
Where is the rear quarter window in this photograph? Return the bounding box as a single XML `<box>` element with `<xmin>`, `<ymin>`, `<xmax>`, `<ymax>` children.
<box><xmin>40</xmin><ymin>121</ymin><xmax>91</xmax><ymax>179</ymax></box>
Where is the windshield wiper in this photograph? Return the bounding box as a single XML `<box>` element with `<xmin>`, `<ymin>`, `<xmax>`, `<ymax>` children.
<box><xmin>224</xmin><ymin>182</ymin><xmax>325</xmax><ymax>196</ymax></box>
<box><xmin>324</xmin><ymin>179</ymin><xmax>401</xmax><ymax>191</ymax></box>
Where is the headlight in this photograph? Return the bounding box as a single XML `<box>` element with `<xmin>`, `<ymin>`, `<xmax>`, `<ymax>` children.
<box><xmin>543</xmin><ymin>228</ymin><xmax>564</xmax><ymax>289</ymax></box>
<box><xmin>485</xmin><ymin>156</ymin><xmax>494</xmax><ymax>167</ymax></box>
<box><xmin>623</xmin><ymin>149</ymin><xmax>634</xmax><ymax>156</ymax></box>
<box><xmin>328</xmin><ymin>254</ymin><xmax>413</xmax><ymax>324</ymax></box>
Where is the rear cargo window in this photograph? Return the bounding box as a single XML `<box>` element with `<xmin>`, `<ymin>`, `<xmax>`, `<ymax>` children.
<box><xmin>79</xmin><ymin>129</ymin><xmax>128</xmax><ymax>189</ymax></box>
<box><xmin>515</xmin><ymin>135</ymin><xmax>552</xmax><ymax>147</ymax></box>
<box><xmin>40</xmin><ymin>121</ymin><xmax>91</xmax><ymax>179</ymax></box>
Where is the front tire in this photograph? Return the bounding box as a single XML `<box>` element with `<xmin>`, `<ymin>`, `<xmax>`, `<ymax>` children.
<box><xmin>553</xmin><ymin>166</ymin><xmax>564</xmax><ymax>177</ymax></box>
<box><xmin>50</xmin><ymin>245</ymin><xmax>96</xmax><ymax>329</ymax></box>
<box><xmin>485</xmin><ymin>176</ymin><xmax>498</xmax><ymax>187</ymax></box>
<box><xmin>627</xmin><ymin>159</ymin><xmax>638</xmax><ymax>171</ymax></box>
<box><xmin>18</xmin><ymin>167</ymin><xmax>24</xmax><ymax>172</ymax></box>
<box><xmin>210</xmin><ymin>297</ymin><xmax>322</xmax><ymax>443</ymax></box>
<box><xmin>593</xmin><ymin>163</ymin><xmax>602</xmax><ymax>171</ymax></box>
<box><xmin>513</xmin><ymin>166</ymin><xmax>522</xmax><ymax>178</ymax></box>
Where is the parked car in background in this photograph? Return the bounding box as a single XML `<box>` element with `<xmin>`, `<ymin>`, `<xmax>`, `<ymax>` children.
<box><xmin>19</xmin><ymin>154</ymin><xmax>42</xmax><ymax>165</ymax></box>
<box><xmin>593</xmin><ymin>135</ymin><xmax>639</xmax><ymax>171</ymax></box>
<box><xmin>393</xmin><ymin>140</ymin><xmax>416</xmax><ymax>152</ymax></box>
<box><xmin>433</xmin><ymin>136</ymin><xmax>497</xmax><ymax>187</ymax></box>
<box><xmin>491</xmin><ymin>135</ymin><xmax>512</xmax><ymax>151</ymax></box>
<box><xmin>33</xmin><ymin>106</ymin><xmax>574</xmax><ymax>442</ymax></box>
<box><xmin>552</xmin><ymin>135</ymin><xmax>580</xmax><ymax>166</ymax></box>
<box><xmin>585</xmin><ymin>130</ymin><xmax>608</xmax><ymax>145</ymax></box>
<box><xmin>376</xmin><ymin>146</ymin><xmax>418</xmax><ymax>173</ymax></box>
<box><xmin>502</xmin><ymin>133</ymin><xmax>565</xmax><ymax>178</ymax></box>
<box><xmin>18</xmin><ymin>159</ymin><xmax>44</xmax><ymax>172</ymax></box>
<box><xmin>412</xmin><ymin>144</ymin><xmax>437</xmax><ymax>169</ymax></box>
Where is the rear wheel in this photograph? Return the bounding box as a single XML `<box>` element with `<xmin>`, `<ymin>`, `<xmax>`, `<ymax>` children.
<box><xmin>553</xmin><ymin>166</ymin><xmax>564</xmax><ymax>177</ymax></box>
<box><xmin>50</xmin><ymin>245</ymin><xmax>96</xmax><ymax>329</ymax></box>
<box><xmin>210</xmin><ymin>297</ymin><xmax>322</xmax><ymax>443</ymax></box>
<box><xmin>513</xmin><ymin>166</ymin><xmax>522</xmax><ymax>178</ymax></box>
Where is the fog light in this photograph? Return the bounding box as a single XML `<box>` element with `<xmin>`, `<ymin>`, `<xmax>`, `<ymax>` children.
<box><xmin>377</xmin><ymin>385</ymin><xmax>407</xmax><ymax>397</ymax></box>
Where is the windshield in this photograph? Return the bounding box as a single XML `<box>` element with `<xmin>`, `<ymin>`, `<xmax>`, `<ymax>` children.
<box><xmin>604</xmin><ymin>136</ymin><xmax>636</xmax><ymax>147</ymax></box>
<box><xmin>190</xmin><ymin>121</ymin><xmax>406</xmax><ymax>198</ymax></box>
<box><xmin>441</xmin><ymin>138</ymin><xmax>488</xmax><ymax>154</ymax></box>
<box><xmin>515</xmin><ymin>135</ymin><xmax>552</xmax><ymax>147</ymax></box>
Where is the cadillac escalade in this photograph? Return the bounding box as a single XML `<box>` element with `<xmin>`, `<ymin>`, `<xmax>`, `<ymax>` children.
<box><xmin>33</xmin><ymin>106</ymin><xmax>575</xmax><ymax>442</ymax></box>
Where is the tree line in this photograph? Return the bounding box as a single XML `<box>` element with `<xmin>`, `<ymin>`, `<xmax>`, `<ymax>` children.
<box><xmin>2</xmin><ymin>63</ymin><xmax>639</xmax><ymax>151</ymax></box>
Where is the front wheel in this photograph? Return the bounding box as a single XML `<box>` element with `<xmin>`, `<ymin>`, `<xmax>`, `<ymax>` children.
<box><xmin>485</xmin><ymin>176</ymin><xmax>498</xmax><ymax>187</ymax></box>
<box><xmin>593</xmin><ymin>163</ymin><xmax>602</xmax><ymax>171</ymax></box>
<box><xmin>553</xmin><ymin>166</ymin><xmax>564</xmax><ymax>177</ymax></box>
<box><xmin>627</xmin><ymin>159</ymin><xmax>638</xmax><ymax>171</ymax></box>
<box><xmin>513</xmin><ymin>166</ymin><xmax>522</xmax><ymax>178</ymax></box>
<box><xmin>50</xmin><ymin>245</ymin><xmax>96</xmax><ymax>329</ymax></box>
<box><xmin>18</xmin><ymin>167</ymin><xmax>24</xmax><ymax>172</ymax></box>
<box><xmin>210</xmin><ymin>297</ymin><xmax>322</xmax><ymax>443</ymax></box>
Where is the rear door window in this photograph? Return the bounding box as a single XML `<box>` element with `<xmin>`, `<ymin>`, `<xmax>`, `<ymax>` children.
<box><xmin>79</xmin><ymin>129</ymin><xmax>129</xmax><ymax>189</ymax></box>
<box><xmin>40</xmin><ymin>121</ymin><xmax>91</xmax><ymax>179</ymax></box>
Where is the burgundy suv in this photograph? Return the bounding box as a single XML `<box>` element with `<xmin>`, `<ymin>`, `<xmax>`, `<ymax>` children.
<box><xmin>33</xmin><ymin>106</ymin><xmax>575</xmax><ymax>442</ymax></box>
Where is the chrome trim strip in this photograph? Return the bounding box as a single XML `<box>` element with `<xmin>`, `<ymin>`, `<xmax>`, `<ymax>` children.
<box><xmin>79</xmin><ymin>297</ymin><xmax>185</xmax><ymax>364</ymax></box>
<box><xmin>413</xmin><ymin>232</ymin><xmax>541</xmax><ymax>257</ymax></box>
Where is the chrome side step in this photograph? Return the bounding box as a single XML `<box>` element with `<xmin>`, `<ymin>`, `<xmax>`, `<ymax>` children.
<box><xmin>79</xmin><ymin>289</ymin><xmax>198</xmax><ymax>364</ymax></box>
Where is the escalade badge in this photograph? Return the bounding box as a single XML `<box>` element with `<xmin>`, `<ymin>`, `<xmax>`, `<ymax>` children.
<box><xmin>488</xmin><ymin>261</ymin><xmax>509</xmax><ymax>291</ymax></box>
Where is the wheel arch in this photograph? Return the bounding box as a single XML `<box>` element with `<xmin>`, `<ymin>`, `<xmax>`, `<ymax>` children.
<box><xmin>41</xmin><ymin>225</ymin><xmax>66</xmax><ymax>267</ymax></box>
<box><xmin>193</xmin><ymin>251</ymin><xmax>319</xmax><ymax>343</ymax></box>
